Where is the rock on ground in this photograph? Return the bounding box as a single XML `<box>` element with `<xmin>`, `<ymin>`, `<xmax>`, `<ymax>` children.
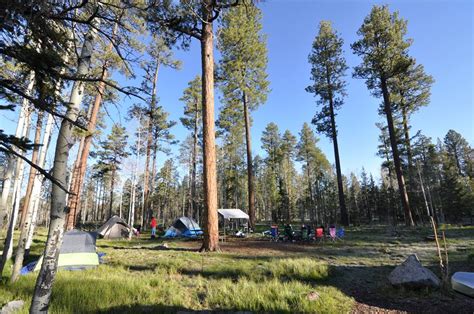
<box><xmin>388</xmin><ymin>254</ymin><xmax>440</xmax><ymax>288</ymax></box>
<box><xmin>1</xmin><ymin>300</ymin><xmax>24</xmax><ymax>314</ymax></box>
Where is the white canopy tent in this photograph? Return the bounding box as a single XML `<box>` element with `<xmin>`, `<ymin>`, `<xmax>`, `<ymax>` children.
<box><xmin>218</xmin><ymin>209</ymin><xmax>249</xmax><ymax>240</ymax></box>
<box><xmin>218</xmin><ymin>209</ymin><xmax>249</xmax><ymax>220</ymax></box>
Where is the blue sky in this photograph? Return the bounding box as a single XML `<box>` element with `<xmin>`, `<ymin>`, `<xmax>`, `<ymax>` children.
<box><xmin>2</xmin><ymin>0</ymin><xmax>473</xmax><ymax>181</ymax></box>
<box><xmin>153</xmin><ymin>0</ymin><xmax>474</xmax><ymax>178</ymax></box>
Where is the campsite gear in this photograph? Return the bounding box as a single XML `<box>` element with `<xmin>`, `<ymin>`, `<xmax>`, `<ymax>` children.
<box><xmin>451</xmin><ymin>272</ymin><xmax>474</xmax><ymax>297</ymax></box>
<box><xmin>218</xmin><ymin>209</ymin><xmax>250</xmax><ymax>241</ymax></box>
<box><xmin>329</xmin><ymin>226</ymin><xmax>337</xmax><ymax>241</ymax></box>
<box><xmin>336</xmin><ymin>227</ymin><xmax>345</xmax><ymax>241</ymax></box>
<box><xmin>32</xmin><ymin>230</ymin><xmax>99</xmax><ymax>272</ymax></box>
<box><xmin>97</xmin><ymin>215</ymin><xmax>132</xmax><ymax>239</ymax></box>
<box><xmin>315</xmin><ymin>227</ymin><xmax>324</xmax><ymax>243</ymax></box>
<box><xmin>218</xmin><ymin>208</ymin><xmax>250</xmax><ymax>232</ymax></box>
<box><xmin>301</xmin><ymin>225</ymin><xmax>308</xmax><ymax>241</ymax></box>
<box><xmin>284</xmin><ymin>224</ymin><xmax>294</xmax><ymax>242</ymax></box>
<box><xmin>164</xmin><ymin>217</ymin><xmax>203</xmax><ymax>238</ymax></box>
<box><xmin>235</xmin><ymin>230</ymin><xmax>246</xmax><ymax>238</ymax></box>
<box><xmin>270</xmin><ymin>225</ymin><xmax>278</xmax><ymax>242</ymax></box>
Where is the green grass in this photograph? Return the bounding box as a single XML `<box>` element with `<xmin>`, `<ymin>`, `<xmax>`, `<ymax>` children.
<box><xmin>0</xmin><ymin>229</ymin><xmax>352</xmax><ymax>313</ymax></box>
<box><xmin>1</xmin><ymin>225</ymin><xmax>473</xmax><ymax>313</ymax></box>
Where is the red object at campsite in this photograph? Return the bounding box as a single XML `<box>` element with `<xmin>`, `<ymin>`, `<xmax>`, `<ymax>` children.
<box><xmin>315</xmin><ymin>227</ymin><xmax>324</xmax><ymax>239</ymax></box>
<box><xmin>150</xmin><ymin>217</ymin><xmax>157</xmax><ymax>228</ymax></box>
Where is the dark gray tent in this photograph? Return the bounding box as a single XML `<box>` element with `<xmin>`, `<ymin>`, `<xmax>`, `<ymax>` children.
<box><xmin>34</xmin><ymin>229</ymin><xmax>98</xmax><ymax>271</ymax></box>
<box><xmin>97</xmin><ymin>215</ymin><xmax>131</xmax><ymax>239</ymax></box>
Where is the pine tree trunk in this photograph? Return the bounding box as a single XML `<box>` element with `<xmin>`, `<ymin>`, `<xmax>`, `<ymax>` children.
<box><xmin>305</xmin><ymin>152</ymin><xmax>313</xmax><ymax>223</ymax></box>
<box><xmin>200</xmin><ymin>0</ymin><xmax>219</xmax><ymax>252</ymax></box>
<box><xmin>19</xmin><ymin>111</ymin><xmax>44</xmax><ymax>229</ymax></box>
<box><xmin>30</xmin><ymin>24</ymin><xmax>98</xmax><ymax>313</ymax></box>
<box><xmin>0</xmin><ymin>72</ymin><xmax>34</xmax><ymax>228</ymax></box>
<box><xmin>328</xmin><ymin>94</ymin><xmax>348</xmax><ymax>226</ymax></box>
<box><xmin>66</xmin><ymin>23</ymin><xmax>118</xmax><ymax>229</ymax></box>
<box><xmin>150</xmin><ymin>145</ymin><xmax>157</xmax><ymax>215</ymax></box>
<box><xmin>242</xmin><ymin>92</ymin><xmax>256</xmax><ymax>230</ymax></box>
<box><xmin>66</xmin><ymin>66</ymin><xmax>108</xmax><ymax>230</ymax></box>
<box><xmin>143</xmin><ymin>63</ymin><xmax>159</xmax><ymax>224</ymax></box>
<box><xmin>380</xmin><ymin>77</ymin><xmax>414</xmax><ymax>227</ymax></box>
<box><xmin>65</xmin><ymin>134</ymin><xmax>86</xmax><ymax>230</ymax></box>
<box><xmin>11</xmin><ymin>113</ymin><xmax>54</xmax><ymax>282</ymax></box>
<box><xmin>109</xmin><ymin>169</ymin><xmax>116</xmax><ymax>219</ymax></box>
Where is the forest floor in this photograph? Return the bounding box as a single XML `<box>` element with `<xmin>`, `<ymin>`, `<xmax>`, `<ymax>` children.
<box><xmin>1</xmin><ymin>225</ymin><xmax>473</xmax><ymax>313</ymax></box>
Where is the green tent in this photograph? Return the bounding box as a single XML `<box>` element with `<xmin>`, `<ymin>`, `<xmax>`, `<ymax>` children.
<box><xmin>34</xmin><ymin>229</ymin><xmax>99</xmax><ymax>271</ymax></box>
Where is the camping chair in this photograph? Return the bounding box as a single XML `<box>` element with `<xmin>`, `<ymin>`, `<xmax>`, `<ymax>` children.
<box><xmin>329</xmin><ymin>226</ymin><xmax>337</xmax><ymax>242</ymax></box>
<box><xmin>301</xmin><ymin>226</ymin><xmax>309</xmax><ymax>241</ymax></box>
<box><xmin>336</xmin><ymin>227</ymin><xmax>345</xmax><ymax>241</ymax></box>
<box><xmin>270</xmin><ymin>225</ymin><xmax>279</xmax><ymax>242</ymax></box>
<box><xmin>315</xmin><ymin>227</ymin><xmax>324</xmax><ymax>243</ymax></box>
<box><xmin>284</xmin><ymin>224</ymin><xmax>295</xmax><ymax>242</ymax></box>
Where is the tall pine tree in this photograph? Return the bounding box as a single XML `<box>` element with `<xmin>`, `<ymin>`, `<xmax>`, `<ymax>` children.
<box><xmin>306</xmin><ymin>21</ymin><xmax>349</xmax><ymax>226</ymax></box>
<box><xmin>217</xmin><ymin>2</ymin><xmax>269</xmax><ymax>229</ymax></box>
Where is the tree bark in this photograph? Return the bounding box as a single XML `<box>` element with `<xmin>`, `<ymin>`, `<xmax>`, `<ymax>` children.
<box><xmin>191</xmin><ymin>101</ymin><xmax>199</xmax><ymax>220</ymax></box>
<box><xmin>0</xmin><ymin>71</ymin><xmax>34</xmax><ymax>228</ymax></box>
<box><xmin>11</xmin><ymin>113</ymin><xmax>54</xmax><ymax>282</ymax></box>
<box><xmin>108</xmin><ymin>168</ymin><xmax>116</xmax><ymax>219</ymax></box>
<box><xmin>328</xmin><ymin>93</ymin><xmax>348</xmax><ymax>226</ymax></box>
<box><xmin>200</xmin><ymin>0</ymin><xmax>219</xmax><ymax>252</ymax></box>
<box><xmin>66</xmin><ymin>22</ymin><xmax>118</xmax><ymax>230</ymax></box>
<box><xmin>305</xmin><ymin>150</ymin><xmax>314</xmax><ymax>223</ymax></box>
<box><xmin>19</xmin><ymin>111</ymin><xmax>44</xmax><ymax>229</ymax></box>
<box><xmin>242</xmin><ymin>92</ymin><xmax>256</xmax><ymax>230</ymax></box>
<box><xmin>143</xmin><ymin>63</ymin><xmax>159</xmax><ymax>225</ymax></box>
<box><xmin>0</xmin><ymin>95</ymin><xmax>32</xmax><ymax>275</ymax></box>
<box><xmin>30</xmin><ymin>24</ymin><xmax>98</xmax><ymax>313</ymax></box>
<box><xmin>380</xmin><ymin>77</ymin><xmax>414</xmax><ymax>227</ymax></box>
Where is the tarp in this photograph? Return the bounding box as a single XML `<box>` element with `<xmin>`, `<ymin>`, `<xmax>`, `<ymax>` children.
<box><xmin>97</xmin><ymin>215</ymin><xmax>131</xmax><ymax>239</ymax></box>
<box><xmin>32</xmin><ymin>230</ymin><xmax>99</xmax><ymax>272</ymax></box>
<box><xmin>452</xmin><ymin>272</ymin><xmax>474</xmax><ymax>297</ymax></box>
<box><xmin>218</xmin><ymin>209</ymin><xmax>249</xmax><ymax>220</ymax></box>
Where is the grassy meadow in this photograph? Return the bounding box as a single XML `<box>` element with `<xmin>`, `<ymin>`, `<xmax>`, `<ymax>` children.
<box><xmin>1</xmin><ymin>225</ymin><xmax>473</xmax><ymax>313</ymax></box>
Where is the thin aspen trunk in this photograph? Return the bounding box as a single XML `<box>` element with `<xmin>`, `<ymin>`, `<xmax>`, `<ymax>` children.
<box><xmin>94</xmin><ymin>179</ymin><xmax>101</xmax><ymax>221</ymax></box>
<box><xmin>119</xmin><ymin>186</ymin><xmax>123</xmax><ymax>218</ymax></box>
<box><xmin>0</xmin><ymin>100</ymin><xmax>32</xmax><ymax>275</ymax></box>
<box><xmin>82</xmin><ymin>187</ymin><xmax>89</xmax><ymax>224</ymax></box>
<box><xmin>11</xmin><ymin>113</ymin><xmax>54</xmax><ymax>282</ymax></box>
<box><xmin>129</xmin><ymin>120</ymin><xmax>142</xmax><ymax>239</ymax></box>
<box><xmin>30</xmin><ymin>23</ymin><xmax>98</xmax><ymax>313</ymax></box>
<box><xmin>19</xmin><ymin>111</ymin><xmax>44</xmax><ymax>229</ymax></box>
<box><xmin>190</xmin><ymin>99</ymin><xmax>200</xmax><ymax>220</ymax></box>
<box><xmin>0</xmin><ymin>71</ymin><xmax>34</xmax><ymax>228</ymax></box>
<box><xmin>380</xmin><ymin>77</ymin><xmax>414</xmax><ymax>227</ymax></box>
<box><xmin>242</xmin><ymin>92</ymin><xmax>256</xmax><ymax>230</ymax></box>
<box><xmin>200</xmin><ymin>0</ymin><xmax>219</xmax><ymax>251</ymax></box>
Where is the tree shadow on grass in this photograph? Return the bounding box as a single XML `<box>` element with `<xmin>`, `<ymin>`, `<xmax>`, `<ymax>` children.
<box><xmin>97</xmin><ymin>305</ymin><xmax>252</xmax><ymax>314</ymax></box>
<box><xmin>97</xmin><ymin>244</ymin><xmax>198</xmax><ymax>252</ymax></box>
